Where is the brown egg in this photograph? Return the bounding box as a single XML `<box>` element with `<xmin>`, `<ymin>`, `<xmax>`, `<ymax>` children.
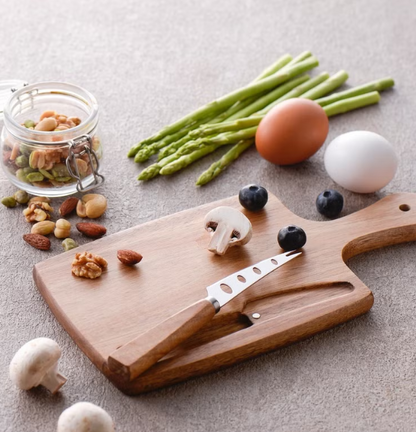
<box><xmin>255</xmin><ymin>99</ymin><xmax>329</xmax><ymax>165</ymax></box>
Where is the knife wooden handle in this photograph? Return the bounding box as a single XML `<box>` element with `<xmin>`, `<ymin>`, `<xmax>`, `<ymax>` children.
<box><xmin>107</xmin><ymin>298</ymin><xmax>218</xmax><ymax>381</ymax></box>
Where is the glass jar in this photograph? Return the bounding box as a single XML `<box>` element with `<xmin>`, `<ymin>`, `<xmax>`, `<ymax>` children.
<box><xmin>1</xmin><ymin>82</ymin><xmax>104</xmax><ymax>197</ymax></box>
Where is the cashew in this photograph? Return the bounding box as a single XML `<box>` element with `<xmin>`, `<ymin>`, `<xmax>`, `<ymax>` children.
<box><xmin>76</xmin><ymin>194</ymin><xmax>107</xmax><ymax>219</ymax></box>
<box><xmin>54</xmin><ymin>219</ymin><xmax>71</xmax><ymax>239</ymax></box>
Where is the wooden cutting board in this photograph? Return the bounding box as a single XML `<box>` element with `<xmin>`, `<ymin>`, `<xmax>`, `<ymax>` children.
<box><xmin>34</xmin><ymin>192</ymin><xmax>416</xmax><ymax>394</ymax></box>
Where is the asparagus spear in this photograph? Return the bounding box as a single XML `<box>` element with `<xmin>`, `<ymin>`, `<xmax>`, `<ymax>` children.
<box><xmin>134</xmin><ymin>55</ymin><xmax>295</xmax><ymax>162</ymax></box>
<box><xmin>251</xmin><ymin>54</ymin><xmax>293</xmax><ymax>82</ymax></box>
<box><xmin>159</xmin><ymin>143</ymin><xmax>224</xmax><ymax>176</ymax></box>
<box><xmin>278</xmin><ymin>51</ymin><xmax>312</xmax><ymax>72</ymax></box>
<box><xmin>138</xmin><ymin>153</ymin><xmax>180</xmax><ymax>181</ymax></box>
<box><xmin>190</xmin><ymin>117</ymin><xmax>263</xmax><ymax>138</ymax></box>
<box><xmin>315</xmin><ymin>77</ymin><xmax>394</xmax><ymax>106</ymax></box>
<box><xmin>300</xmin><ymin>70</ymin><xmax>349</xmax><ymax>100</ymax></box>
<box><xmin>177</xmin><ymin>126</ymin><xmax>258</xmax><ymax>156</ymax></box>
<box><xmin>257</xmin><ymin>72</ymin><xmax>330</xmax><ymax>114</ymax></box>
<box><xmin>209</xmin><ymin>54</ymin><xmax>297</xmax><ymax>124</ymax></box>
<box><xmin>157</xmin><ymin>134</ymin><xmax>194</xmax><ymax>161</ymax></box>
<box><xmin>196</xmin><ymin>139</ymin><xmax>255</xmax><ymax>186</ymax></box>
<box><xmin>225</xmin><ymin>74</ymin><xmax>310</xmax><ymax>121</ymax></box>
<box><xmin>324</xmin><ymin>91</ymin><xmax>380</xmax><ymax>117</ymax></box>
<box><xmin>129</xmin><ymin>56</ymin><xmax>319</xmax><ymax>150</ymax></box>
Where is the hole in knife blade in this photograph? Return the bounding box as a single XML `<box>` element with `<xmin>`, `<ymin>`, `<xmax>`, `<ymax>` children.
<box><xmin>253</xmin><ymin>267</ymin><xmax>261</xmax><ymax>274</ymax></box>
<box><xmin>220</xmin><ymin>283</ymin><xmax>233</xmax><ymax>294</ymax></box>
<box><xmin>237</xmin><ymin>275</ymin><xmax>246</xmax><ymax>283</ymax></box>
<box><xmin>271</xmin><ymin>259</ymin><xmax>278</xmax><ymax>265</ymax></box>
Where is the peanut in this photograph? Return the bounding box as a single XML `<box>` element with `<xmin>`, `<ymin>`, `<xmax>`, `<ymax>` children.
<box><xmin>31</xmin><ymin>221</ymin><xmax>56</xmax><ymax>235</ymax></box>
<box><xmin>56</xmin><ymin>115</ymin><xmax>68</xmax><ymax>123</ymax></box>
<box><xmin>39</xmin><ymin>110</ymin><xmax>56</xmax><ymax>121</ymax></box>
<box><xmin>54</xmin><ymin>125</ymin><xmax>70</xmax><ymax>131</ymax></box>
<box><xmin>67</xmin><ymin>117</ymin><xmax>81</xmax><ymax>126</ymax></box>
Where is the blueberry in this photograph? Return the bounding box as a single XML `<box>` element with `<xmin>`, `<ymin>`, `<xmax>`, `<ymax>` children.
<box><xmin>238</xmin><ymin>184</ymin><xmax>268</xmax><ymax>212</ymax></box>
<box><xmin>278</xmin><ymin>225</ymin><xmax>307</xmax><ymax>251</ymax></box>
<box><xmin>316</xmin><ymin>189</ymin><xmax>344</xmax><ymax>218</ymax></box>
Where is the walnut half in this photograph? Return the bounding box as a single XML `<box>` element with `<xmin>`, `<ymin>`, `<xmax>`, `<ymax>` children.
<box><xmin>23</xmin><ymin>202</ymin><xmax>54</xmax><ymax>222</ymax></box>
<box><xmin>71</xmin><ymin>252</ymin><xmax>108</xmax><ymax>279</ymax></box>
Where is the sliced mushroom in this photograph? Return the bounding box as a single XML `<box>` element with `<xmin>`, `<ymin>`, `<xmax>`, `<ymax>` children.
<box><xmin>9</xmin><ymin>337</ymin><xmax>67</xmax><ymax>394</ymax></box>
<box><xmin>57</xmin><ymin>402</ymin><xmax>115</xmax><ymax>432</ymax></box>
<box><xmin>204</xmin><ymin>206</ymin><xmax>252</xmax><ymax>255</ymax></box>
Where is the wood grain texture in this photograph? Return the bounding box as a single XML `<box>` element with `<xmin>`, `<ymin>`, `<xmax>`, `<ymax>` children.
<box><xmin>33</xmin><ymin>192</ymin><xmax>416</xmax><ymax>394</ymax></box>
<box><xmin>108</xmin><ymin>298</ymin><xmax>217</xmax><ymax>380</ymax></box>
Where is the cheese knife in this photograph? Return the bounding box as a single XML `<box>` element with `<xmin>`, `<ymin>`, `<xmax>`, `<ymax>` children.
<box><xmin>108</xmin><ymin>250</ymin><xmax>302</xmax><ymax>381</ymax></box>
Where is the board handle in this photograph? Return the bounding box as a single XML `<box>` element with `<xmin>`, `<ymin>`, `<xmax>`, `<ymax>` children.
<box><xmin>340</xmin><ymin>193</ymin><xmax>416</xmax><ymax>260</ymax></box>
<box><xmin>108</xmin><ymin>298</ymin><xmax>218</xmax><ymax>381</ymax></box>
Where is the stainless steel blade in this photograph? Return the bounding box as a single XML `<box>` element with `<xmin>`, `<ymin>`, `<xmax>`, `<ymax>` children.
<box><xmin>205</xmin><ymin>251</ymin><xmax>302</xmax><ymax>307</ymax></box>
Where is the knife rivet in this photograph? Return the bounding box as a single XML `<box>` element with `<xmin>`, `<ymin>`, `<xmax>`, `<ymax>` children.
<box><xmin>252</xmin><ymin>313</ymin><xmax>261</xmax><ymax>319</ymax></box>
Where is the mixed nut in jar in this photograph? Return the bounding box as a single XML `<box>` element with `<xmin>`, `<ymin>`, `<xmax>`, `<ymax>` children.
<box><xmin>1</xmin><ymin>82</ymin><xmax>104</xmax><ymax>197</ymax></box>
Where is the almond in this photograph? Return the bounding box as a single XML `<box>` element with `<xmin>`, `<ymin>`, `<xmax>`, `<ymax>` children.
<box><xmin>59</xmin><ymin>197</ymin><xmax>79</xmax><ymax>217</ymax></box>
<box><xmin>23</xmin><ymin>234</ymin><xmax>51</xmax><ymax>250</ymax></box>
<box><xmin>117</xmin><ymin>250</ymin><xmax>143</xmax><ymax>266</ymax></box>
<box><xmin>76</xmin><ymin>222</ymin><xmax>107</xmax><ymax>238</ymax></box>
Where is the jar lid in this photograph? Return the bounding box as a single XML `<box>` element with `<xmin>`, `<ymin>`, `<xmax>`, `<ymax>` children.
<box><xmin>0</xmin><ymin>80</ymin><xmax>28</xmax><ymax>122</ymax></box>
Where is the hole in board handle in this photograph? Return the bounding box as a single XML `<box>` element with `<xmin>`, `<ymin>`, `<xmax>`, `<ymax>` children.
<box><xmin>399</xmin><ymin>204</ymin><xmax>411</xmax><ymax>212</ymax></box>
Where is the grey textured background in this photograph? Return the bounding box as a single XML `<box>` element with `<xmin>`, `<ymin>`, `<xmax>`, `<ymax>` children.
<box><xmin>1</xmin><ymin>0</ymin><xmax>416</xmax><ymax>431</ymax></box>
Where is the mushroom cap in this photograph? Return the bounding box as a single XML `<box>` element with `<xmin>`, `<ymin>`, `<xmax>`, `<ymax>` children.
<box><xmin>57</xmin><ymin>402</ymin><xmax>115</xmax><ymax>432</ymax></box>
<box><xmin>9</xmin><ymin>337</ymin><xmax>62</xmax><ymax>390</ymax></box>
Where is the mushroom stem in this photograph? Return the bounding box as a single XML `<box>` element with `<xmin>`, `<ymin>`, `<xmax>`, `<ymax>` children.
<box><xmin>208</xmin><ymin>224</ymin><xmax>234</xmax><ymax>255</ymax></box>
<box><xmin>40</xmin><ymin>364</ymin><xmax>67</xmax><ymax>394</ymax></box>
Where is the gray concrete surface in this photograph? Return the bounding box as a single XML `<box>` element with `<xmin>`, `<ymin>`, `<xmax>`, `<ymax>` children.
<box><xmin>1</xmin><ymin>0</ymin><xmax>416</xmax><ymax>430</ymax></box>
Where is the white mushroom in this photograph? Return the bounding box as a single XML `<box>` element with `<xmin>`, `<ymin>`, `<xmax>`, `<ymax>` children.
<box><xmin>9</xmin><ymin>337</ymin><xmax>67</xmax><ymax>394</ymax></box>
<box><xmin>57</xmin><ymin>402</ymin><xmax>115</xmax><ymax>432</ymax></box>
<box><xmin>204</xmin><ymin>206</ymin><xmax>252</xmax><ymax>255</ymax></box>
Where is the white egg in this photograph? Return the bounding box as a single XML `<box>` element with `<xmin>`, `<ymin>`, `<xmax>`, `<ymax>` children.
<box><xmin>324</xmin><ymin>131</ymin><xmax>398</xmax><ymax>193</ymax></box>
